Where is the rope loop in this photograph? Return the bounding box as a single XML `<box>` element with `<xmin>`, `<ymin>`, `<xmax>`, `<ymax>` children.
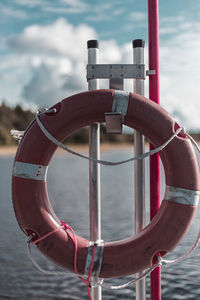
<box><xmin>27</xmin><ymin>221</ymin><xmax>98</xmax><ymax>300</ymax></box>
<box><xmin>35</xmin><ymin>108</ymin><xmax>184</xmax><ymax>166</ymax></box>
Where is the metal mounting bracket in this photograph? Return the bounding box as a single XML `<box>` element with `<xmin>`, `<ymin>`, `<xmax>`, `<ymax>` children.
<box><xmin>146</xmin><ymin>69</ymin><xmax>156</xmax><ymax>76</ymax></box>
<box><xmin>87</xmin><ymin>64</ymin><xmax>146</xmax><ymax>80</ymax></box>
<box><xmin>105</xmin><ymin>112</ymin><xmax>122</xmax><ymax>134</ymax></box>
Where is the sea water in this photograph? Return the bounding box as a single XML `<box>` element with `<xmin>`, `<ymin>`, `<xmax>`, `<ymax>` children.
<box><xmin>0</xmin><ymin>149</ymin><xmax>200</xmax><ymax>299</ymax></box>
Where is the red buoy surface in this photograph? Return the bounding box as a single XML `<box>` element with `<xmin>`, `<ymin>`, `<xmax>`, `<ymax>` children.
<box><xmin>12</xmin><ymin>89</ymin><xmax>200</xmax><ymax>278</ymax></box>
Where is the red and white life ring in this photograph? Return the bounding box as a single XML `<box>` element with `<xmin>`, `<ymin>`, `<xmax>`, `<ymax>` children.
<box><xmin>12</xmin><ymin>89</ymin><xmax>200</xmax><ymax>278</ymax></box>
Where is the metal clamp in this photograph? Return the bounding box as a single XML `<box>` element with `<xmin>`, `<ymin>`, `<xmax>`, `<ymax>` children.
<box><xmin>105</xmin><ymin>90</ymin><xmax>129</xmax><ymax>134</ymax></box>
<box><xmin>84</xmin><ymin>240</ymin><xmax>104</xmax><ymax>276</ymax></box>
<box><xmin>146</xmin><ymin>69</ymin><xmax>156</xmax><ymax>76</ymax></box>
<box><xmin>165</xmin><ymin>185</ymin><xmax>200</xmax><ymax>206</ymax></box>
<box><xmin>105</xmin><ymin>112</ymin><xmax>122</xmax><ymax>134</ymax></box>
<box><xmin>87</xmin><ymin>64</ymin><xmax>146</xmax><ymax>80</ymax></box>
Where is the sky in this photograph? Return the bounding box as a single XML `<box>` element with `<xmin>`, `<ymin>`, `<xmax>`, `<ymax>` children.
<box><xmin>0</xmin><ymin>0</ymin><xmax>200</xmax><ymax>131</ymax></box>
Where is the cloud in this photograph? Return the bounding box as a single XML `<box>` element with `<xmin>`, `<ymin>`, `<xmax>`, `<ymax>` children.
<box><xmin>130</xmin><ymin>11</ymin><xmax>147</xmax><ymax>22</ymax></box>
<box><xmin>61</xmin><ymin>0</ymin><xmax>85</xmax><ymax>6</ymax></box>
<box><xmin>44</xmin><ymin>1</ymin><xmax>87</xmax><ymax>14</ymax></box>
<box><xmin>12</xmin><ymin>0</ymin><xmax>87</xmax><ymax>14</ymax></box>
<box><xmin>7</xmin><ymin>18</ymin><xmax>97</xmax><ymax>107</ymax></box>
<box><xmin>85</xmin><ymin>2</ymin><xmax>126</xmax><ymax>23</ymax></box>
<box><xmin>159</xmin><ymin>27</ymin><xmax>179</xmax><ymax>36</ymax></box>
<box><xmin>12</xmin><ymin>0</ymin><xmax>124</xmax><ymax>17</ymax></box>
<box><xmin>85</xmin><ymin>3</ymin><xmax>117</xmax><ymax>22</ymax></box>
<box><xmin>0</xmin><ymin>3</ymin><xmax>27</xmax><ymax>19</ymax></box>
<box><xmin>123</xmin><ymin>11</ymin><xmax>147</xmax><ymax>32</ymax></box>
<box><xmin>8</xmin><ymin>18</ymin><xmax>96</xmax><ymax>57</ymax></box>
<box><xmin>6</xmin><ymin>18</ymin><xmax>132</xmax><ymax>107</ymax></box>
<box><xmin>22</xmin><ymin>64</ymin><xmax>68</xmax><ymax>106</ymax></box>
<box><xmin>159</xmin><ymin>19</ymin><xmax>200</xmax><ymax>130</ymax></box>
<box><xmin>12</xmin><ymin>0</ymin><xmax>48</xmax><ymax>8</ymax></box>
<box><xmin>2</xmin><ymin>17</ymin><xmax>200</xmax><ymax>130</ymax></box>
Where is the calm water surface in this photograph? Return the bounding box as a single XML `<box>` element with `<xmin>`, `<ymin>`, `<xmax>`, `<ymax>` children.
<box><xmin>0</xmin><ymin>148</ymin><xmax>200</xmax><ymax>299</ymax></box>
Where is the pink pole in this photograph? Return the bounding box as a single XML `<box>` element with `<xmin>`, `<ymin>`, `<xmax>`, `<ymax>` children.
<box><xmin>148</xmin><ymin>0</ymin><xmax>161</xmax><ymax>300</ymax></box>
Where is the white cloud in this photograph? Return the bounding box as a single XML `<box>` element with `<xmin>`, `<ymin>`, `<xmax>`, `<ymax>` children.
<box><xmin>12</xmin><ymin>0</ymin><xmax>48</xmax><ymax>7</ymax></box>
<box><xmin>0</xmin><ymin>3</ymin><xmax>27</xmax><ymax>19</ymax></box>
<box><xmin>159</xmin><ymin>26</ymin><xmax>200</xmax><ymax>131</ymax></box>
<box><xmin>5</xmin><ymin>18</ymin><xmax>97</xmax><ymax>107</ymax></box>
<box><xmin>44</xmin><ymin>2</ymin><xmax>87</xmax><ymax>14</ymax></box>
<box><xmin>159</xmin><ymin>27</ymin><xmax>178</xmax><ymax>36</ymax></box>
<box><xmin>9</xmin><ymin>18</ymin><xmax>96</xmax><ymax>58</ymax></box>
<box><xmin>160</xmin><ymin>15</ymin><xmax>185</xmax><ymax>24</ymax></box>
<box><xmin>130</xmin><ymin>11</ymin><xmax>146</xmax><ymax>22</ymax></box>
<box><xmin>61</xmin><ymin>0</ymin><xmax>85</xmax><ymax>6</ymax></box>
<box><xmin>1</xmin><ymin>17</ymin><xmax>200</xmax><ymax>130</ymax></box>
<box><xmin>85</xmin><ymin>2</ymin><xmax>126</xmax><ymax>22</ymax></box>
<box><xmin>113</xmin><ymin>8</ymin><xmax>125</xmax><ymax>16</ymax></box>
<box><xmin>100</xmin><ymin>40</ymin><xmax>122</xmax><ymax>63</ymax></box>
<box><xmin>85</xmin><ymin>3</ymin><xmax>116</xmax><ymax>22</ymax></box>
<box><xmin>11</xmin><ymin>0</ymin><xmax>87</xmax><ymax>14</ymax></box>
<box><xmin>6</xmin><ymin>18</ymin><xmax>133</xmax><ymax>107</ymax></box>
<box><xmin>123</xmin><ymin>11</ymin><xmax>147</xmax><ymax>31</ymax></box>
<box><xmin>22</xmin><ymin>64</ymin><xmax>67</xmax><ymax>106</ymax></box>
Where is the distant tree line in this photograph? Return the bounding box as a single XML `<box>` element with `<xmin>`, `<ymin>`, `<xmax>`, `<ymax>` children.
<box><xmin>0</xmin><ymin>102</ymin><xmax>34</xmax><ymax>145</ymax></box>
<box><xmin>0</xmin><ymin>102</ymin><xmax>138</xmax><ymax>145</ymax></box>
<box><xmin>1</xmin><ymin>102</ymin><xmax>199</xmax><ymax>146</ymax></box>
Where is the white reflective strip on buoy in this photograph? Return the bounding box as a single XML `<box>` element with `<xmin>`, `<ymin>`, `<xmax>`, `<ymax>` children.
<box><xmin>112</xmin><ymin>90</ymin><xmax>129</xmax><ymax>122</ymax></box>
<box><xmin>165</xmin><ymin>185</ymin><xmax>200</xmax><ymax>206</ymax></box>
<box><xmin>13</xmin><ymin>161</ymin><xmax>48</xmax><ymax>181</ymax></box>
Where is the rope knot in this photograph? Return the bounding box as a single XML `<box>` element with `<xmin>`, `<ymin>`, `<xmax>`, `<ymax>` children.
<box><xmin>181</xmin><ymin>127</ymin><xmax>187</xmax><ymax>135</ymax></box>
<box><xmin>156</xmin><ymin>255</ymin><xmax>163</xmax><ymax>266</ymax></box>
<box><xmin>61</xmin><ymin>220</ymin><xmax>69</xmax><ymax>231</ymax></box>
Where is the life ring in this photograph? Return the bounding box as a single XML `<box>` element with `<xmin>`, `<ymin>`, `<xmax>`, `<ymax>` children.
<box><xmin>12</xmin><ymin>89</ymin><xmax>200</xmax><ymax>278</ymax></box>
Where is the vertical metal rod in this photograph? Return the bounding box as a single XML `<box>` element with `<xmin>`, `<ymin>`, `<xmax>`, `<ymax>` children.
<box><xmin>87</xmin><ymin>40</ymin><xmax>102</xmax><ymax>300</ymax></box>
<box><xmin>148</xmin><ymin>1</ymin><xmax>161</xmax><ymax>299</ymax></box>
<box><xmin>133</xmin><ymin>39</ymin><xmax>146</xmax><ymax>300</ymax></box>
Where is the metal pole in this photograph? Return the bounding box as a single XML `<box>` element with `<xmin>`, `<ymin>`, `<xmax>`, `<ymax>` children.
<box><xmin>148</xmin><ymin>1</ymin><xmax>161</xmax><ymax>299</ymax></box>
<box><xmin>87</xmin><ymin>40</ymin><xmax>102</xmax><ymax>300</ymax></box>
<box><xmin>133</xmin><ymin>39</ymin><xmax>146</xmax><ymax>300</ymax></box>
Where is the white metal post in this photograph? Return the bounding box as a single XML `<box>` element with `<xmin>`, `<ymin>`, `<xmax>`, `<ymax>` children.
<box><xmin>87</xmin><ymin>40</ymin><xmax>102</xmax><ymax>300</ymax></box>
<box><xmin>133</xmin><ymin>39</ymin><xmax>146</xmax><ymax>300</ymax></box>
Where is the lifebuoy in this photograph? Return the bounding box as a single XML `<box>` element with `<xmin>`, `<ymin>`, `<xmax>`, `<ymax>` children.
<box><xmin>12</xmin><ymin>89</ymin><xmax>200</xmax><ymax>278</ymax></box>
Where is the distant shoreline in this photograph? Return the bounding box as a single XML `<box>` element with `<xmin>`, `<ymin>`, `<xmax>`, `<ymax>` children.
<box><xmin>1</xmin><ymin>140</ymin><xmax>199</xmax><ymax>158</ymax></box>
<box><xmin>0</xmin><ymin>143</ymin><xmax>132</xmax><ymax>157</ymax></box>
<box><xmin>0</xmin><ymin>146</ymin><xmax>18</xmax><ymax>157</ymax></box>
